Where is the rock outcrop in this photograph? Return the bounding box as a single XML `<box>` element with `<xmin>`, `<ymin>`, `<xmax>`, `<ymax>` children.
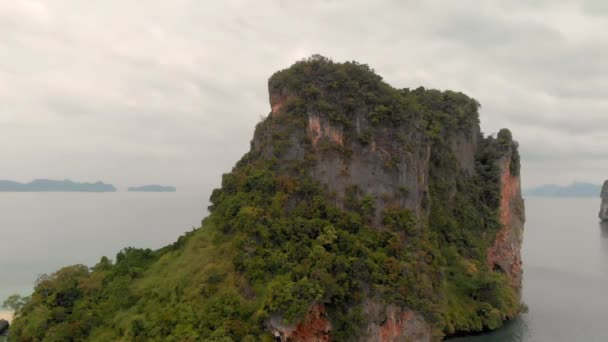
<box><xmin>267</xmin><ymin>304</ymin><xmax>332</xmax><ymax>342</ymax></box>
<box><xmin>261</xmin><ymin>84</ymin><xmax>430</xmax><ymax>223</ymax></box>
<box><xmin>258</xmin><ymin>57</ymin><xmax>525</xmax><ymax>340</ymax></box>
<box><xmin>268</xmin><ymin>301</ymin><xmax>433</xmax><ymax>342</ymax></box>
<box><xmin>487</xmin><ymin>152</ymin><xmax>525</xmax><ymax>290</ymax></box>
<box><xmin>360</xmin><ymin>300</ymin><xmax>432</xmax><ymax>342</ymax></box>
<box><xmin>599</xmin><ymin>180</ymin><xmax>608</xmax><ymax>221</ymax></box>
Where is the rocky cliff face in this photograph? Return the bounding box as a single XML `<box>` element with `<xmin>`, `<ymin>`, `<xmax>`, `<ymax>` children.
<box><xmin>267</xmin><ymin>304</ymin><xmax>332</xmax><ymax>342</ymax></box>
<box><xmin>599</xmin><ymin>181</ymin><xmax>608</xmax><ymax>221</ymax></box>
<box><xmin>487</xmin><ymin>154</ymin><xmax>525</xmax><ymax>290</ymax></box>
<box><xmin>255</xmin><ymin>57</ymin><xmax>524</xmax><ymax>340</ymax></box>
<box><xmin>359</xmin><ymin>300</ymin><xmax>432</xmax><ymax>342</ymax></box>
<box><xmin>262</xmin><ymin>86</ymin><xmax>431</xmax><ymax>223</ymax></box>
<box><xmin>268</xmin><ymin>300</ymin><xmax>433</xmax><ymax>342</ymax></box>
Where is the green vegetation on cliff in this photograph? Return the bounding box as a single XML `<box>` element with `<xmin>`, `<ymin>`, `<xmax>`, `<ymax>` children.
<box><xmin>9</xmin><ymin>56</ymin><xmax>523</xmax><ymax>341</ymax></box>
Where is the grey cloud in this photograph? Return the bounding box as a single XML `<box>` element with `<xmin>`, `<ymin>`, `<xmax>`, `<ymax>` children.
<box><xmin>436</xmin><ymin>13</ymin><xmax>562</xmax><ymax>49</ymax></box>
<box><xmin>583</xmin><ymin>0</ymin><xmax>608</xmax><ymax>16</ymax></box>
<box><xmin>1</xmin><ymin>0</ymin><xmax>607</xmax><ymax>190</ymax></box>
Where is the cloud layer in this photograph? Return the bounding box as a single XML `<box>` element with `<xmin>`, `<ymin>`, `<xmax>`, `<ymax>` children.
<box><xmin>2</xmin><ymin>0</ymin><xmax>607</xmax><ymax>191</ymax></box>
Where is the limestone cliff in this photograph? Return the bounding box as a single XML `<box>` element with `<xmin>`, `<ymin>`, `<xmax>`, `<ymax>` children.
<box><xmin>268</xmin><ymin>301</ymin><xmax>433</xmax><ymax>342</ymax></box>
<box><xmin>267</xmin><ymin>304</ymin><xmax>332</xmax><ymax>342</ymax></box>
<box><xmin>359</xmin><ymin>300</ymin><xmax>432</xmax><ymax>342</ymax></box>
<box><xmin>253</xmin><ymin>56</ymin><xmax>525</xmax><ymax>340</ymax></box>
<box><xmin>260</xmin><ymin>84</ymin><xmax>431</xmax><ymax>223</ymax></box>
<box><xmin>487</xmin><ymin>151</ymin><xmax>525</xmax><ymax>290</ymax></box>
<box><xmin>599</xmin><ymin>180</ymin><xmax>608</xmax><ymax>221</ymax></box>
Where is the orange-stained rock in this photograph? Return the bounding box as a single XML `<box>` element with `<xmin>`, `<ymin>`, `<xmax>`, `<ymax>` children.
<box><xmin>270</xmin><ymin>93</ymin><xmax>287</xmax><ymax>115</ymax></box>
<box><xmin>487</xmin><ymin>155</ymin><xmax>525</xmax><ymax>289</ymax></box>
<box><xmin>361</xmin><ymin>300</ymin><xmax>432</xmax><ymax>342</ymax></box>
<box><xmin>267</xmin><ymin>303</ymin><xmax>332</xmax><ymax>342</ymax></box>
<box><xmin>307</xmin><ymin>115</ymin><xmax>343</xmax><ymax>148</ymax></box>
<box><xmin>268</xmin><ymin>301</ymin><xmax>432</xmax><ymax>342</ymax></box>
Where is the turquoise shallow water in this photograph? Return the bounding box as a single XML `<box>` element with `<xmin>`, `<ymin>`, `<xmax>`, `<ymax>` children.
<box><xmin>453</xmin><ymin>197</ymin><xmax>608</xmax><ymax>342</ymax></box>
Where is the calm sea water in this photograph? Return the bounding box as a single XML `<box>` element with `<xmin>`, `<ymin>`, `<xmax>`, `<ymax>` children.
<box><xmin>0</xmin><ymin>192</ymin><xmax>208</xmax><ymax>302</ymax></box>
<box><xmin>1</xmin><ymin>195</ymin><xmax>607</xmax><ymax>341</ymax></box>
<box><xmin>453</xmin><ymin>197</ymin><xmax>608</xmax><ymax>342</ymax></box>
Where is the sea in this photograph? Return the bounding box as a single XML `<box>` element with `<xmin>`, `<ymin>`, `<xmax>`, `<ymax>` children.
<box><xmin>1</xmin><ymin>194</ymin><xmax>607</xmax><ymax>341</ymax></box>
<box><xmin>0</xmin><ymin>191</ymin><xmax>207</xmax><ymax>303</ymax></box>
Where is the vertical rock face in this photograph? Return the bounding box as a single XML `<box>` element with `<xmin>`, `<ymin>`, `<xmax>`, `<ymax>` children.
<box><xmin>263</xmin><ymin>86</ymin><xmax>431</xmax><ymax>223</ymax></box>
<box><xmin>599</xmin><ymin>181</ymin><xmax>608</xmax><ymax>221</ymax></box>
<box><xmin>255</xmin><ymin>58</ymin><xmax>524</xmax><ymax>341</ymax></box>
<box><xmin>487</xmin><ymin>154</ymin><xmax>525</xmax><ymax>290</ymax></box>
<box><xmin>269</xmin><ymin>301</ymin><xmax>432</xmax><ymax>342</ymax></box>
<box><xmin>267</xmin><ymin>304</ymin><xmax>332</xmax><ymax>342</ymax></box>
<box><xmin>306</xmin><ymin>115</ymin><xmax>431</xmax><ymax>223</ymax></box>
<box><xmin>360</xmin><ymin>300</ymin><xmax>432</xmax><ymax>342</ymax></box>
<box><xmin>449</xmin><ymin>126</ymin><xmax>479</xmax><ymax>177</ymax></box>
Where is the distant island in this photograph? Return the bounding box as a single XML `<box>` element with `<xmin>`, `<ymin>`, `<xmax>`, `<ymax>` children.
<box><xmin>525</xmin><ymin>182</ymin><xmax>601</xmax><ymax>197</ymax></box>
<box><xmin>0</xmin><ymin>179</ymin><xmax>116</xmax><ymax>192</ymax></box>
<box><xmin>128</xmin><ymin>185</ymin><xmax>176</xmax><ymax>192</ymax></box>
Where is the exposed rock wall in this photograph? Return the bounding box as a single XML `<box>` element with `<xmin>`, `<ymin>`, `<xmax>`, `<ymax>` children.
<box><xmin>259</xmin><ymin>61</ymin><xmax>523</xmax><ymax>341</ymax></box>
<box><xmin>268</xmin><ymin>301</ymin><xmax>432</xmax><ymax>342</ymax></box>
<box><xmin>449</xmin><ymin>126</ymin><xmax>479</xmax><ymax>177</ymax></box>
<box><xmin>359</xmin><ymin>300</ymin><xmax>432</xmax><ymax>342</ymax></box>
<box><xmin>259</xmin><ymin>84</ymin><xmax>450</xmax><ymax>340</ymax></box>
<box><xmin>264</xmin><ymin>85</ymin><xmax>432</xmax><ymax>223</ymax></box>
<box><xmin>308</xmin><ymin>115</ymin><xmax>344</xmax><ymax>147</ymax></box>
<box><xmin>269</xmin><ymin>86</ymin><xmax>293</xmax><ymax>116</ymax></box>
<box><xmin>487</xmin><ymin>155</ymin><xmax>525</xmax><ymax>289</ymax></box>
<box><xmin>267</xmin><ymin>304</ymin><xmax>331</xmax><ymax>342</ymax></box>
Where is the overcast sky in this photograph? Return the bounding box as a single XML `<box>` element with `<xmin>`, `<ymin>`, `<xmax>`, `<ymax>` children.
<box><xmin>2</xmin><ymin>0</ymin><xmax>608</xmax><ymax>194</ymax></box>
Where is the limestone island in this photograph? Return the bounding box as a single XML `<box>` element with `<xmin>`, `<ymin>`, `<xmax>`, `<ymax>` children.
<box><xmin>0</xmin><ymin>179</ymin><xmax>116</xmax><ymax>192</ymax></box>
<box><xmin>128</xmin><ymin>185</ymin><xmax>176</xmax><ymax>192</ymax></box>
<box><xmin>9</xmin><ymin>56</ymin><xmax>525</xmax><ymax>341</ymax></box>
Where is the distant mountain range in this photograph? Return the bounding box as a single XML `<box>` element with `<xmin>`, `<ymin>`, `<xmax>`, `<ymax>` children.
<box><xmin>0</xmin><ymin>179</ymin><xmax>116</xmax><ymax>192</ymax></box>
<box><xmin>524</xmin><ymin>182</ymin><xmax>601</xmax><ymax>197</ymax></box>
<box><xmin>128</xmin><ymin>185</ymin><xmax>176</xmax><ymax>192</ymax></box>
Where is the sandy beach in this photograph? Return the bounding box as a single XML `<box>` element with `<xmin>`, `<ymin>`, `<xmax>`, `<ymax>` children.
<box><xmin>0</xmin><ymin>310</ymin><xmax>13</xmax><ymax>323</ymax></box>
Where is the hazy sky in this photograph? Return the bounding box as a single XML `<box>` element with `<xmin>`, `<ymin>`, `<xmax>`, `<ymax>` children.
<box><xmin>2</xmin><ymin>0</ymin><xmax>608</xmax><ymax>193</ymax></box>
